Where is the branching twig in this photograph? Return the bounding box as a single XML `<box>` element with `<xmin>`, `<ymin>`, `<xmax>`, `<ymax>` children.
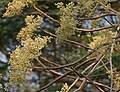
<box><xmin>75</xmin><ymin>13</ymin><xmax>116</xmax><ymax>21</ymax></box>
<box><xmin>99</xmin><ymin>2</ymin><xmax>120</xmax><ymax>16</ymax></box>
<box><xmin>109</xmin><ymin>39</ymin><xmax>115</xmax><ymax>92</ymax></box>
<box><xmin>61</xmin><ymin>55</ymin><xmax>105</xmax><ymax>92</ymax></box>
<box><xmin>40</xmin><ymin>29</ymin><xmax>90</xmax><ymax>49</ymax></box>
<box><xmin>66</xmin><ymin>78</ymin><xmax>79</xmax><ymax>92</ymax></box>
<box><xmin>75</xmin><ymin>24</ymin><xmax>117</xmax><ymax>32</ymax></box>
<box><xmin>33</xmin><ymin>5</ymin><xmax>60</xmax><ymax>25</ymax></box>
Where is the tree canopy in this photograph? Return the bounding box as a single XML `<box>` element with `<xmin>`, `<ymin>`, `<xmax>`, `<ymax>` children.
<box><xmin>0</xmin><ymin>0</ymin><xmax>120</xmax><ymax>92</ymax></box>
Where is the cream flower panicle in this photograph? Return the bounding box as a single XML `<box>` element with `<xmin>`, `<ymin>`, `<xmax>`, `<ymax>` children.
<box><xmin>88</xmin><ymin>30</ymin><xmax>115</xmax><ymax>58</ymax></box>
<box><xmin>89</xmin><ymin>30</ymin><xmax>115</xmax><ymax>49</ymax></box>
<box><xmin>3</xmin><ymin>0</ymin><xmax>33</xmax><ymax>17</ymax></box>
<box><xmin>9</xmin><ymin>36</ymin><xmax>51</xmax><ymax>87</ymax></box>
<box><xmin>7</xmin><ymin>13</ymin><xmax>50</xmax><ymax>88</ymax></box>
<box><xmin>17</xmin><ymin>15</ymin><xmax>43</xmax><ymax>41</ymax></box>
<box><xmin>114</xmin><ymin>76</ymin><xmax>120</xmax><ymax>90</ymax></box>
<box><xmin>56</xmin><ymin>2</ymin><xmax>77</xmax><ymax>43</ymax></box>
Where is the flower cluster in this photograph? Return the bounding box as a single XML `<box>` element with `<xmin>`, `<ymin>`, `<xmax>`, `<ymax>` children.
<box><xmin>17</xmin><ymin>15</ymin><xmax>43</xmax><ymax>41</ymax></box>
<box><xmin>88</xmin><ymin>30</ymin><xmax>115</xmax><ymax>58</ymax></box>
<box><xmin>56</xmin><ymin>2</ymin><xmax>77</xmax><ymax>43</ymax></box>
<box><xmin>77</xmin><ymin>0</ymin><xmax>98</xmax><ymax>17</ymax></box>
<box><xmin>22</xmin><ymin>36</ymin><xmax>50</xmax><ymax>56</ymax></box>
<box><xmin>8</xmin><ymin>13</ymin><xmax>50</xmax><ymax>88</ymax></box>
<box><xmin>9</xmin><ymin>36</ymin><xmax>50</xmax><ymax>86</ymax></box>
<box><xmin>114</xmin><ymin>76</ymin><xmax>120</xmax><ymax>90</ymax></box>
<box><xmin>89</xmin><ymin>30</ymin><xmax>115</xmax><ymax>49</ymax></box>
<box><xmin>9</xmin><ymin>46</ymin><xmax>30</xmax><ymax>85</ymax></box>
<box><xmin>56</xmin><ymin>83</ymin><xmax>69</xmax><ymax>92</ymax></box>
<box><xmin>3</xmin><ymin>0</ymin><xmax>33</xmax><ymax>17</ymax></box>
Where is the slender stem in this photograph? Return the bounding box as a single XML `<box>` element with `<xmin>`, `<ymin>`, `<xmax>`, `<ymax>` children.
<box><xmin>40</xmin><ymin>29</ymin><xmax>90</xmax><ymax>49</ymax></box>
<box><xmin>33</xmin><ymin>5</ymin><xmax>60</xmax><ymax>25</ymax></box>
<box><xmin>61</xmin><ymin>55</ymin><xmax>105</xmax><ymax>92</ymax></box>
<box><xmin>75</xmin><ymin>13</ymin><xmax>116</xmax><ymax>21</ymax></box>
<box><xmin>75</xmin><ymin>24</ymin><xmax>117</xmax><ymax>32</ymax></box>
<box><xmin>66</xmin><ymin>78</ymin><xmax>79</xmax><ymax>92</ymax></box>
<box><xmin>109</xmin><ymin>40</ymin><xmax>115</xmax><ymax>92</ymax></box>
<box><xmin>99</xmin><ymin>1</ymin><xmax>120</xmax><ymax>16</ymax></box>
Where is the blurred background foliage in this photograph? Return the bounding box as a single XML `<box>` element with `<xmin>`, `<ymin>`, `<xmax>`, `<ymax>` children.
<box><xmin>0</xmin><ymin>0</ymin><xmax>120</xmax><ymax>92</ymax></box>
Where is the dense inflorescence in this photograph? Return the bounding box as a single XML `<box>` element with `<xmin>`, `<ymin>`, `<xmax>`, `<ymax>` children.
<box><xmin>114</xmin><ymin>76</ymin><xmax>120</xmax><ymax>90</ymax></box>
<box><xmin>88</xmin><ymin>30</ymin><xmax>115</xmax><ymax>58</ymax></box>
<box><xmin>56</xmin><ymin>2</ymin><xmax>77</xmax><ymax>43</ymax></box>
<box><xmin>8</xmin><ymin>15</ymin><xmax>51</xmax><ymax>87</ymax></box>
<box><xmin>89</xmin><ymin>30</ymin><xmax>115</xmax><ymax>49</ymax></box>
<box><xmin>77</xmin><ymin>0</ymin><xmax>99</xmax><ymax>17</ymax></box>
<box><xmin>9</xmin><ymin>46</ymin><xmax>30</xmax><ymax>85</ymax></box>
<box><xmin>9</xmin><ymin>36</ymin><xmax>50</xmax><ymax>87</ymax></box>
<box><xmin>17</xmin><ymin>15</ymin><xmax>43</xmax><ymax>41</ymax></box>
<box><xmin>3</xmin><ymin>0</ymin><xmax>33</xmax><ymax>17</ymax></box>
<box><xmin>55</xmin><ymin>0</ymin><xmax>110</xmax><ymax>43</ymax></box>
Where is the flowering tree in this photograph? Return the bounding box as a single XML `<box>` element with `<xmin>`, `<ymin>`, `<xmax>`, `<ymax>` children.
<box><xmin>1</xmin><ymin>0</ymin><xmax>120</xmax><ymax>91</ymax></box>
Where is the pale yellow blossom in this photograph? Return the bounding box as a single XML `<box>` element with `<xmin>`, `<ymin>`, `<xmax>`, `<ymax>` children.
<box><xmin>114</xmin><ymin>76</ymin><xmax>120</xmax><ymax>90</ymax></box>
<box><xmin>17</xmin><ymin>15</ymin><xmax>43</xmax><ymax>41</ymax></box>
<box><xmin>89</xmin><ymin>30</ymin><xmax>115</xmax><ymax>49</ymax></box>
<box><xmin>3</xmin><ymin>0</ymin><xmax>33</xmax><ymax>17</ymax></box>
<box><xmin>9</xmin><ymin>36</ymin><xmax>50</xmax><ymax>86</ymax></box>
<box><xmin>56</xmin><ymin>83</ymin><xmax>69</xmax><ymax>92</ymax></box>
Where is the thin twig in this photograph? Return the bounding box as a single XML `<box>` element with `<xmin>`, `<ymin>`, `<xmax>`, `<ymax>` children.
<box><xmin>104</xmin><ymin>17</ymin><xmax>113</xmax><ymax>26</ymax></box>
<box><xmin>74</xmin><ymin>78</ymin><xmax>86</xmax><ymax>92</ymax></box>
<box><xmin>98</xmin><ymin>61</ymin><xmax>109</xmax><ymax>71</ymax></box>
<box><xmin>75</xmin><ymin>24</ymin><xmax>117</xmax><ymax>32</ymax></box>
<box><xmin>35</xmin><ymin>42</ymin><xmax>113</xmax><ymax>91</ymax></box>
<box><xmin>61</xmin><ymin>55</ymin><xmax>105</xmax><ymax>92</ymax></box>
<box><xmin>40</xmin><ymin>29</ymin><xmax>90</xmax><ymax>49</ymax></box>
<box><xmin>35</xmin><ymin>56</ymin><xmax>97</xmax><ymax>91</ymax></box>
<box><xmin>99</xmin><ymin>2</ymin><xmax>120</xmax><ymax>16</ymax></box>
<box><xmin>87</xmin><ymin>52</ymin><xmax>108</xmax><ymax>76</ymax></box>
<box><xmin>74</xmin><ymin>47</ymin><xmax>109</xmax><ymax>92</ymax></box>
<box><xmin>109</xmin><ymin>40</ymin><xmax>115</xmax><ymax>92</ymax></box>
<box><xmin>34</xmin><ymin>57</ymin><xmax>96</xmax><ymax>70</ymax></box>
<box><xmin>66</xmin><ymin>78</ymin><xmax>79</xmax><ymax>92</ymax></box>
<box><xmin>33</xmin><ymin>5</ymin><xmax>60</xmax><ymax>25</ymax></box>
<box><xmin>75</xmin><ymin>13</ymin><xmax>116</xmax><ymax>20</ymax></box>
<box><xmin>38</xmin><ymin>56</ymin><xmax>72</xmax><ymax>71</ymax></box>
